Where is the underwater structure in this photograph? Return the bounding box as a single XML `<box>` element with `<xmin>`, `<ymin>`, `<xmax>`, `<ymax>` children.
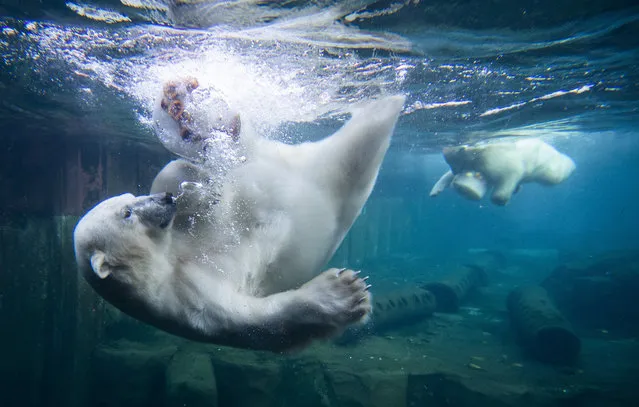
<box><xmin>507</xmin><ymin>285</ymin><xmax>581</xmax><ymax>365</ymax></box>
<box><xmin>338</xmin><ymin>264</ymin><xmax>490</xmax><ymax>344</ymax></box>
<box><xmin>369</xmin><ymin>287</ymin><xmax>438</xmax><ymax>331</ymax></box>
<box><xmin>421</xmin><ymin>265</ymin><xmax>488</xmax><ymax>312</ymax></box>
<box><xmin>542</xmin><ymin>250</ymin><xmax>639</xmax><ymax>336</ymax></box>
<box><xmin>336</xmin><ymin>286</ymin><xmax>437</xmax><ymax>343</ymax></box>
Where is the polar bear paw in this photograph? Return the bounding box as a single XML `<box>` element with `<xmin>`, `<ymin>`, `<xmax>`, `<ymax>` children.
<box><xmin>160</xmin><ymin>77</ymin><xmax>200</xmax><ymax>141</ymax></box>
<box><xmin>297</xmin><ymin>268</ymin><xmax>372</xmax><ymax>336</ymax></box>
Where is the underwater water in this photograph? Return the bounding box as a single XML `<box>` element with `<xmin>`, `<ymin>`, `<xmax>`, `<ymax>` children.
<box><xmin>1</xmin><ymin>0</ymin><xmax>639</xmax><ymax>406</ymax></box>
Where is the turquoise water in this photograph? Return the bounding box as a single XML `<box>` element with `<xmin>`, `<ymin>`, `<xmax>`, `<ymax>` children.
<box><xmin>1</xmin><ymin>1</ymin><xmax>638</xmax><ymax>406</ymax></box>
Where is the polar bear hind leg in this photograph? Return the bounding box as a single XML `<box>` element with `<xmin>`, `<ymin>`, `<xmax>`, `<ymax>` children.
<box><xmin>297</xmin><ymin>95</ymin><xmax>405</xmax><ymax>225</ymax></box>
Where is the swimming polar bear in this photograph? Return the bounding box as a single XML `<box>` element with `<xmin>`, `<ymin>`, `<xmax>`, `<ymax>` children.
<box><xmin>429</xmin><ymin>138</ymin><xmax>576</xmax><ymax>205</ymax></box>
<box><xmin>73</xmin><ymin>91</ymin><xmax>405</xmax><ymax>352</ymax></box>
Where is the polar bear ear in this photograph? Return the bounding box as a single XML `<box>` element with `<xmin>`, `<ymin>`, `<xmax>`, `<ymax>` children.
<box><xmin>90</xmin><ymin>251</ymin><xmax>111</xmax><ymax>279</ymax></box>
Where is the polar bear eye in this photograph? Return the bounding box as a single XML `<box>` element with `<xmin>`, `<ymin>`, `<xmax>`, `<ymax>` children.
<box><xmin>123</xmin><ymin>208</ymin><xmax>133</xmax><ymax>219</ymax></box>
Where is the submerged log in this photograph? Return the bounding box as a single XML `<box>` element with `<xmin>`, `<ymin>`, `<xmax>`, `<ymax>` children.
<box><xmin>507</xmin><ymin>285</ymin><xmax>581</xmax><ymax>365</ymax></box>
<box><xmin>370</xmin><ymin>287</ymin><xmax>437</xmax><ymax>332</ymax></box>
<box><xmin>421</xmin><ymin>265</ymin><xmax>487</xmax><ymax>312</ymax></box>
<box><xmin>337</xmin><ymin>286</ymin><xmax>437</xmax><ymax>344</ymax></box>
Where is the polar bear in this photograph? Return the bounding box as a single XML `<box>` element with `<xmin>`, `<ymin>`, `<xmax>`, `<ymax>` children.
<box><xmin>73</xmin><ymin>91</ymin><xmax>405</xmax><ymax>352</ymax></box>
<box><xmin>429</xmin><ymin>138</ymin><xmax>576</xmax><ymax>205</ymax></box>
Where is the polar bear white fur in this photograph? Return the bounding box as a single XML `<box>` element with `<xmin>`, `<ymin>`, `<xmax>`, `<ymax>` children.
<box><xmin>429</xmin><ymin>138</ymin><xmax>576</xmax><ymax>205</ymax></box>
<box><xmin>73</xmin><ymin>92</ymin><xmax>405</xmax><ymax>352</ymax></box>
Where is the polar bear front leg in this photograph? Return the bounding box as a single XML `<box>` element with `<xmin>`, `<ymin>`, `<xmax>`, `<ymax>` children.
<box><xmin>198</xmin><ymin>268</ymin><xmax>371</xmax><ymax>352</ymax></box>
<box><xmin>429</xmin><ymin>170</ymin><xmax>454</xmax><ymax>197</ymax></box>
<box><xmin>295</xmin><ymin>267</ymin><xmax>371</xmax><ymax>331</ymax></box>
<box><xmin>491</xmin><ymin>174</ymin><xmax>522</xmax><ymax>205</ymax></box>
<box><xmin>253</xmin><ymin>268</ymin><xmax>371</xmax><ymax>351</ymax></box>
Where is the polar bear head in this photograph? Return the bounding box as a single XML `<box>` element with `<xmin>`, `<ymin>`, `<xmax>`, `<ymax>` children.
<box><xmin>441</xmin><ymin>145</ymin><xmax>480</xmax><ymax>175</ymax></box>
<box><xmin>73</xmin><ymin>192</ymin><xmax>177</xmax><ymax>311</ymax></box>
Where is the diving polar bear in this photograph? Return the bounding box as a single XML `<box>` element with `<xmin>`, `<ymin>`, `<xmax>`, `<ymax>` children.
<box><xmin>73</xmin><ymin>91</ymin><xmax>405</xmax><ymax>352</ymax></box>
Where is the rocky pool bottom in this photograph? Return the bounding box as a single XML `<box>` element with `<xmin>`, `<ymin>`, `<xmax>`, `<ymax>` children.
<box><xmin>87</xmin><ymin>251</ymin><xmax>639</xmax><ymax>407</ymax></box>
<box><xmin>1</xmin><ymin>209</ymin><xmax>637</xmax><ymax>407</ymax></box>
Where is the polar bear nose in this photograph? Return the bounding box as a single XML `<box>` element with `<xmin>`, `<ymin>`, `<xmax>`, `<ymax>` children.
<box><xmin>149</xmin><ymin>192</ymin><xmax>176</xmax><ymax>205</ymax></box>
<box><xmin>135</xmin><ymin>193</ymin><xmax>177</xmax><ymax>229</ymax></box>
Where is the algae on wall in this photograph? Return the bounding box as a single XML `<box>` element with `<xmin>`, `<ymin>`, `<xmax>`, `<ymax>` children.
<box><xmin>0</xmin><ymin>135</ymin><xmax>172</xmax><ymax>407</ymax></box>
<box><xmin>331</xmin><ymin>196</ymin><xmax>419</xmax><ymax>269</ymax></box>
<box><xmin>0</xmin><ymin>216</ymin><xmax>101</xmax><ymax>407</ymax></box>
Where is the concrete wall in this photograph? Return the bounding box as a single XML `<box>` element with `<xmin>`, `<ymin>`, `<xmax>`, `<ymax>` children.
<box><xmin>0</xmin><ymin>135</ymin><xmax>172</xmax><ymax>407</ymax></box>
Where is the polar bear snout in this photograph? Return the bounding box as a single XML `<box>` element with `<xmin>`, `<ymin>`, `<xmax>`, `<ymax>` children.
<box><xmin>134</xmin><ymin>193</ymin><xmax>177</xmax><ymax>229</ymax></box>
<box><xmin>151</xmin><ymin>192</ymin><xmax>176</xmax><ymax>205</ymax></box>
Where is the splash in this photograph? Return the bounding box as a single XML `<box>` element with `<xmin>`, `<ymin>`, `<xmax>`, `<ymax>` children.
<box><xmin>3</xmin><ymin>1</ymin><xmax>631</xmax><ymax>150</ymax></box>
<box><xmin>14</xmin><ymin>1</ymin><xmax>414</xmax><ymax>143</ymax></box>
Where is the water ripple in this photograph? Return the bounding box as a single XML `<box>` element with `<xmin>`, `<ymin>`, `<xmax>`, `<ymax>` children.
<box><xmin>0</xmin><ymin>2</ymin><xmax>637</xmax><ymax>150</ymax></box>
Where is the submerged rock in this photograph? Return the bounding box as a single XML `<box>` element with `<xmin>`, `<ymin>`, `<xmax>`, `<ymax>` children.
<box><xmin>542</xmin><ymin>250</ymin><xmax>639</xmax><ymax>336</ymax></box>
<box><xmin>166</xmin><ymin>350</ymin><xmax>217</xmax><ymax>407</ymax></box>
<box><xmin>90</xmin><ymin>341</ymin><xmax>178</xmax><ymax>407</ymax></box>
